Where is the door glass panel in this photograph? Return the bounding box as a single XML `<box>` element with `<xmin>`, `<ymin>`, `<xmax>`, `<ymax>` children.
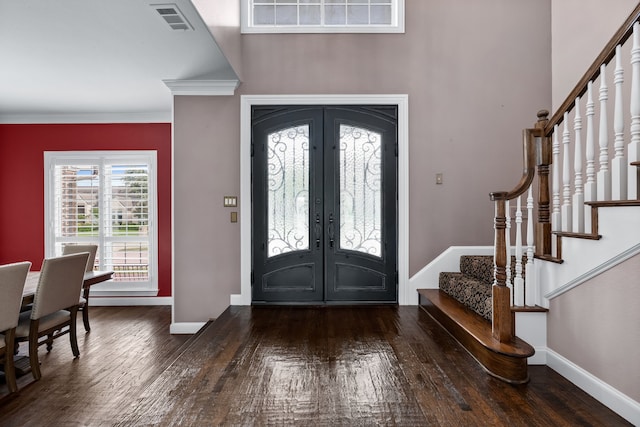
<box><xmin>267</xmin><ymin>125</ymin><xmax>310</xmax><ymax>257</ymax></box>
<box><xmin>339</xmin><ymin>124</ymin><xmax>382</xmax><ymax>258</ymax></box>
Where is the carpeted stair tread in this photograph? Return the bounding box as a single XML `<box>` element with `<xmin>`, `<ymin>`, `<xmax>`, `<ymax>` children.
<box><xmin>439</xmin><ymin>272</ymin><xmax>492</xmax><ymax>321</ymax></box>
<box><xmin>459</xmin><ymin>255</ymin><xmax>494</xmax><ymax>284</ymax></box>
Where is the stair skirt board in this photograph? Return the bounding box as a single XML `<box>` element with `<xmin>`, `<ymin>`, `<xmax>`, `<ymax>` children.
<box><xmin>418</xmin><ymin>289</ymin><xmax>534</xmax><ymax>385</ymax></box>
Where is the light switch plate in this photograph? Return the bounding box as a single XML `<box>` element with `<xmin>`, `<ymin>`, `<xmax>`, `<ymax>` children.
<box><xmin>224</xmin><ymin>196</ymin><xmax>238</xmax><ymax>207</ymax></box>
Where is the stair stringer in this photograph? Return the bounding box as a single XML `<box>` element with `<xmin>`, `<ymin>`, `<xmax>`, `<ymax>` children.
<box><xmin>537</xmin><ymin>205</ymin><xmax>640</xmax><ymax>307</ymax></box>
<box><xmin>408</xmin><ymin>246</ymin><xmax>494</xmax><ymax>305</ymax></box>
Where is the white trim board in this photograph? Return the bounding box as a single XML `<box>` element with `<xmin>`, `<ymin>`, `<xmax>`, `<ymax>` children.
<box><xmin>91</xmin><ymin>297</ymin><xmax>172</xmax><ymax>306</ymax></box>
<box><xmin>547</xmin><ymin>349</ymin><xmax>640</xmax><ymax>425</ymax></box>
<box><xmin>232</xmin><ymin>94</ymin><xmax>410</xmax><ymax>305</ymax></box>
<box><xmin>408</xmin><ymin>246</ymin><xmax>495</xmax><ymax>305</ymax></box>
<box><xmin>544</xmin><ymin>242</ymin><xmax>640</xmax><ymax>300</ymax></box>
<box><xmin>170</xmin><ymin>322</ymin><xmax>208</xmax><ymax>335</ymax></box>
<box><xmin>0</xmin><ymin>111</ymin><xmax>171</xmax><ymax>124</ymax></box>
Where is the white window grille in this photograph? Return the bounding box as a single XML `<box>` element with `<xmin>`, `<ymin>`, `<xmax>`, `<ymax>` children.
<box><xmin>242</xmin><ymin>0</ymin><xmax>404</xmax><ymax>33</ymax></box>
<box><xmin>44</xmin><ymin>151</ymin><xmax>158</xmax><ymax>296</ymax></box>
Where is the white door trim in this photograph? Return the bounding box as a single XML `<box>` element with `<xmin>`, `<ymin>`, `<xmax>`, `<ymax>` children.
<box><xmin>232</xmin><ymin>94</ymin><xmax>410</xmax><ymax>305</ymax></box>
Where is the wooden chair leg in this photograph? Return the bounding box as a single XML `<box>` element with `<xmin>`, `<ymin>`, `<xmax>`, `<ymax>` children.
<box><xmin>3</xmin><ymin>329</ymin><xmax>18</xmax><ymax>393</ymax></box>
<box><xmin>29</xmin><ymin>321</ymin><xmax>42</xmax><ymax>381</ymax></box>
<box><xmin>69</xmin><ymin>308</ymin><xmax>80</xmax><ymax>358</ymax></box>
<box><xmin>82</xmin><ymin>287</ymin><xmax>91</xmax><ymax>332</ymax></box>
<box><xmin>46</xmin><ymin>334</ymin><xmax>54</xmax><ymax>352</ymax></box>
<box><xmin>82</xmin><ymin>306</ymin><xmax>91</xmax><ymax>332</ymax></box>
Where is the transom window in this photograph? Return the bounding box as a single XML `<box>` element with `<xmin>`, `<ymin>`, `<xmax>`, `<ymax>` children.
<box><xmin>242</xmin><ymin>0</ymin><xmax>404</xmax><ymax>33</ymax></box>
<box><xmin>44</xmin><ymin>151</ymin><xmax>158</xmax><ymax>296</ymax></box>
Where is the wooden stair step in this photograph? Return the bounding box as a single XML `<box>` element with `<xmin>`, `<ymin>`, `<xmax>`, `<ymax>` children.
<box><xmin>585</xmin><ymin>200</ymin><xmax>640</xmax><ymax>207</ymax></box>
<box><xmin>418</xmin><ymin>288</ymin><xmax>534</xmax><ymax>384</ymax></box>
<box><xmin>551</xmin><ymin>231</ymin><xmax>601</xmax><ymax>240</ymax></box>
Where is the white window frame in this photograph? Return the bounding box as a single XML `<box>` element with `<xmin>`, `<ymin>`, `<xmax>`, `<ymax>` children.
<box><xmin>44</xmin><ymin>151</ymin><xmax>159</xmax><ymax>297</ymax></box>
<box><xmin>241</xmin><ymin>0</ymin><xmax>405</xmax><ymax>34</ymax></box>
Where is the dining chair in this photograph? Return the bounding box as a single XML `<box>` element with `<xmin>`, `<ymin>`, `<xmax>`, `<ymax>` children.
<box><xmin>0</xmin><ymin>261</ymin><xmax>31</xmax><ymax>393</ymax></box>
<box><xmin>62</xmin><ymin>244</ymin><xmax>98</xmax><ymax>332</ymax></box>
<box><xmin>14</xmin><ymin>252</ymin><xmax>89</xmax><ymax>381</ymax></box>
<box><xmin>62</xmin><ymin>244</ymin><xmax>97</xmax><ymax>272</ymax></box>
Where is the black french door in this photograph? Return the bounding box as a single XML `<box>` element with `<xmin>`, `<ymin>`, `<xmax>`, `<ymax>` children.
<box><xmin>251</xmin><ymin>105</ymin><xmax>397</xmax><ymax>303</ymax></box>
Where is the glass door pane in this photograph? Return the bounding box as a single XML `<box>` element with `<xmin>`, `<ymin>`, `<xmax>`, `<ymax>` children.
<box><xmin>338</xmin><ymin>124</ymin><xmax>382</xmax><ymax>258</ymax></box>
<box><xmin>267</xmin><ymin>125</ymin><xmax>310</xmax><ymax>257</ymax></box>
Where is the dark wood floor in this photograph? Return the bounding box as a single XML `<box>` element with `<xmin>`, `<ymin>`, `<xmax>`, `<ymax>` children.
<box><xmin>0</xmin><ymin>306</ymin><xmax>631</xmax><ymax>426</ymax></box>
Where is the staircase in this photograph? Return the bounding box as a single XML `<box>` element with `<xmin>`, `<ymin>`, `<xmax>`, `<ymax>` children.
<box><xmin>418</xmin><ymin>255</ymin><xmax>536</xmax><ymax>384</ymax></box>
<box><xmin>418</xmin><ymin>4</ymin><xmax>640</xmax><ymax>387</ymax></box>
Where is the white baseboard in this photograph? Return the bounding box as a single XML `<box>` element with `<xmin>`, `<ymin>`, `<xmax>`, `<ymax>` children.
<box><xmin>547</xmin><ymin>348</ymin><xmax>640</xmax><ymax>425</ymax></box>
<box><xmin>170</xmin><ymin>322</ymin><xmax>207</xmax><ymax>334</ymax></box>
<box><xmin>528</xmin><ymin>347</ymin><xmax>547</xmax><ymax>365</ymax></box>
<box><xmin>230</xmin><ymin>293</ymin><xmax>251</xmax><ymax>305</ymax></box>
<box><xmin>90</xmin><ymin>296</ymin><xmax>173</xmax><ymax>306</ymax></box>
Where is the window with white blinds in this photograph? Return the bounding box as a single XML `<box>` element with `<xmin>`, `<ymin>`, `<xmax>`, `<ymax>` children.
<box><xmin>44</xmin><ymin>151</ymin><xmax>158</xmax><ymax>296</ymax></box>
<box><xmin>242</xmin><ymin>0</ymin><xmax>404</xmax><ymax>33</ymax></box>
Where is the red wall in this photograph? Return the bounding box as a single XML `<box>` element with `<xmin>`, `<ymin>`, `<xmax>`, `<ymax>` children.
<box><xmin>0</xmin><ymin>123</ymin><xmax>172</xmax><ymax>297</ymax></box>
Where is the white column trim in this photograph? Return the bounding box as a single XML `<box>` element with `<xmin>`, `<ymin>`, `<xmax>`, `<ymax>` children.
<box><xmin>233</xmin><ymin>94</ymin><xmax>410</xmax><ymax>305</ymax></box>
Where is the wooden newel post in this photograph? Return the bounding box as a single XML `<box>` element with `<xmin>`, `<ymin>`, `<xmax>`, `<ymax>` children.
<box><xmin>491</xmin><ymin>195</ymin><xmax>513</xmax><ymax>342</ymax></box>
<box><xmin>535</xmin><ymin>110</ymin><xmax>552</xmax><ymax>257</ymax></box>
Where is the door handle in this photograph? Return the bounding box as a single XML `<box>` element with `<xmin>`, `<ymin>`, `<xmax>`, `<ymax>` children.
<box><xmin>327</xmin><ymin>213</ymin><xmax>335</xmax><ymax>248</ymax></box>
<box><xmin>315</xmin><ymin>213</ymin><xmax>321</xmax><ymax>248</ymax></box>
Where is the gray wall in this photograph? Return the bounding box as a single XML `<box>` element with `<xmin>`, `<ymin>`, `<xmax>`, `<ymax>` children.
<box><xmin>551</xmin><ymin>0</ymin><xmax>638</xmax><ymax>110</ymax></box>
<box><xmin>174</xmin><ymin>0</ymin><xmax>552</xmax><ymax>321</ymax></box>
<box><xmin>548</xmin><ymin>254</ymin><xmax>640</xmax><ymax>401</ymax></box>
<box><xmin>548</xmin><ymin>0</ymin><xmax>639</xmax><ymax>402</ymax></box>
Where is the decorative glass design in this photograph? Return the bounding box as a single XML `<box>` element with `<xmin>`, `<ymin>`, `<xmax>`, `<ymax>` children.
<box><xmin>339</xmin><ymin>124</ymin><xmax>382</xmax><ymax>257</ymax></box>
<box><xmin>267</xmin><ymin>125</ymin><xmax>310</xmax><ymax>257</ymax></box>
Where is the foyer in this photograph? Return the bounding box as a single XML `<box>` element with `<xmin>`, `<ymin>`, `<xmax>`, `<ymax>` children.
<box><xmin>0</xmin><ymin>306</ymin><xmax>629</xmax><ymax>426</ymax></box>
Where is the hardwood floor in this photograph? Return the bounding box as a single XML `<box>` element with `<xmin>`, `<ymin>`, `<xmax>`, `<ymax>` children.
<box><xmin>0</xmin><ymin>305</ymin><xmax>632</xmax><ymax>426</ymax></box>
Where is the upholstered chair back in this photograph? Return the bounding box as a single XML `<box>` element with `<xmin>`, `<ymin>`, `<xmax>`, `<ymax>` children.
<box><xmin>31</xmin><ymin>253</ymin><xmax>88</xmax><ymax>320</ymax></box>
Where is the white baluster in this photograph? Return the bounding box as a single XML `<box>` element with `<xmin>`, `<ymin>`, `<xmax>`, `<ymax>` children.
<box><xmin>505</xmin><ymin>200</ymin><xmax>512</xmax><ymax>303</ymax></box>
<box><xmin>562</xmin><ymin>112</ymin><xmax>572</xmax><ymax>232</ymax></box>
<box><xmin>573</xmin><ymin>97</ymin><xmax>585</xmax><ymax>233</ymax></box>
<box><xmin>525</xmin><ymin>187</ymin><xmax>536</xmax><ymax>306</ymax></box>
<box><xmin>584</xmin><ymin>82</ymin><xmax>596</xmax><ymax>232</ymax></box>
<box><xmin>598</xmin><ymin>64</ymin><xmax>611</xmax><ymax>201</ymax></box>
<box><xmin>629</xmin><ymin>22</ymin><xmax>640</xmax><ymax>198</ymax></box>
<box><xmin>551</xmin><ymin>126</ymin><xmax>561</xmax><ymax>256</ymax></box>
<box><xmin>513</xmin><ymin>196</ymin><xmax>524</xmax><ymax>306</ymax></box>
<box><xmin>552</xmin><ymin>125</ymin><xmax>561</xmax><ymax>233</ymax></box>
<box><xmin>612</xmin><ymin>45</ymin><xmax>627</xmax><ymax>200</ymax></box>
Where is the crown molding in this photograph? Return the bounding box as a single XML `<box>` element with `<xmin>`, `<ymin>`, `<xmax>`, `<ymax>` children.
<box><xmin>163</xmin><ymin>79</ymin><xmax>240</xmax><ymax>96</ymax></box>
<box><xmin>0</xmin><ymin>111</ymin><xmax>171</xmax><ymax>124</ymax></box>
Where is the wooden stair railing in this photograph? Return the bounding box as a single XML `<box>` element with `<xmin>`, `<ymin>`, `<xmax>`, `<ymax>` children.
<box><xmin>491</xmin><ymin>3</ymin><xmax>640</xmax><ymax>344</ymax></box>
<box><xmin>489</xmin><ymin>112</ymin><xmax>547</xmax><ymax>343</ymax></box>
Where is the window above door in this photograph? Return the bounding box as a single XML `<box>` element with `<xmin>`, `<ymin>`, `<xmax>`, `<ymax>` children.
<box><xmin>241</xmin><ymin>0</ymin><xmax>405</xmax><ymax>33</ymax></box>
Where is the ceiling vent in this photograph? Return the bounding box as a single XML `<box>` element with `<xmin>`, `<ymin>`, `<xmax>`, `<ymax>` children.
<box><xmin>151</xmin><ymin>4</ymin><xmax>193</xmax><ymax>31</ymax></box>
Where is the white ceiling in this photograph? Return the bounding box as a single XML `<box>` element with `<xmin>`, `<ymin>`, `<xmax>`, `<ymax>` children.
<box><xmin>0</xmin><ymin>0</ymin><xmax>238</xmax><ymax>123</ymax></box>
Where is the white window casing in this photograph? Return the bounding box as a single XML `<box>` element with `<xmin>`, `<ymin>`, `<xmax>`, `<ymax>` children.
<box><xmin>242</xmin><ymin>0</ymin><xmax>405</xmax><ymax>34</ymax></box>
<box><xmin>44</xmin><ymin>151</ymin><xmax>158</xmax><ymax>297</ymax></box>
